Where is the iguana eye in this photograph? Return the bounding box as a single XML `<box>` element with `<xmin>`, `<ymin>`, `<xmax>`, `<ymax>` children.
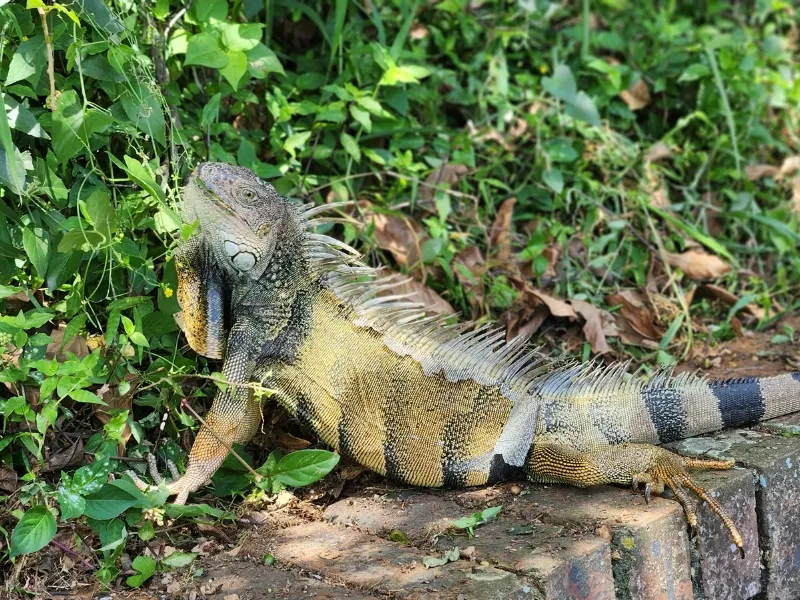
<box><xmin>243</xmin><ymin>190</ymin><xmax>255</xmax><ymax>200</ymax></box>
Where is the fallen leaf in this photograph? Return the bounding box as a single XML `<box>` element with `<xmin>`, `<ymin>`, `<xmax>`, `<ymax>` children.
<box><xmin>650</xmin><ymin>185</ymin><xmax>670</xmax><ymax>209</ymax></box>
<box><xmin>420</xmin><ymin>163</ymin><xmax>469</xmax><ymax>203</ymax></box>
<box><xmin>93</xmin><ymin>380</ymin><xmax>135</xmax><ymax>447</ymax></box>
<box><xmin>665</xmin><ymin>249</ymin><xmax>730</xmax><ymax>280</ymax></box>
<box><xmin>489</xmin><ymin>197</ymin><xmax>517</xmax><ymax>263</ymax></box>
<box><xmin>607</xmin><ymin>290</ymin><xmax>662</xmax><ymax>342</ymax></box>
<box><xmin>44</xmin><ymin>438</ymin><xmax>84</xmax><ymax>472</ymax></box>
<box><xmin>792</xmin><ymin>177</ymin><xmax>800</xmax><ymax>215</ymax></box>
<box><xmin>645</xmin><ymin>142</ymin><xmax>673</xmax><ymax>163</ymax></box>
<box><xmin>46</xmin><ymin>323</ymin><xmax>90</xmax><ymax>361</ymax></box>
<box><xmin>275</xmin><ymin>430</ymin><xmax>312</xmax><ymax>451</ymax></box>
<box><xmin>778</xmin><ymin>155</ymin><xmax>800</xmax><ymax>178</ymax></box>
<box><xmin>620</xmin><ymin>78</ymin><xmax>651</xmax><ymax>111</ymax></box>
<box><xmin>745</xmin><ymin>164</ymin><xmax>780</xmax><ymax>181</ymax></box>
<box><xmin>370</xmin><ymin>211</ymin><xmax>425</xmax><ymax>269</ymax></box>
<box><xmin>0</xmin><ymin>467</ymin><xmax>18</xmax><ymax>493</ymax></box>
<box><xmin>410</xmin><ymin>23</ymin><xmax>429</xmax><ymax>40</ymax></box>
<box><xmin>692</xmin><ymin>284</ymin><xmax>767</xmax><ymax>321</ymax></box>
<box><xmin>570</xmin><ymin>299</ymin><xmax>616</xmax><ymax>354</ymax></box>
<box><xmin>531</xmin><ymin>290</ymin><xmax>577</xmax><ymax>320</ymax></box>
<box><xmin>382</xmin><ymin>274</ymin><xmax>455</xmax><ymax>315</ymax></box>
<box><xmin>454</xmin><ymin>247</ymin><xmax>486</xmax><ymax>312</ymax></box>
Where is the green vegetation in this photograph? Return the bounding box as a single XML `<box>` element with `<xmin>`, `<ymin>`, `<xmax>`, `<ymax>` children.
<box><xmin>0</xmin><ymin>0</ymin><xmax>798</xmax><ymax>592</ymax></box>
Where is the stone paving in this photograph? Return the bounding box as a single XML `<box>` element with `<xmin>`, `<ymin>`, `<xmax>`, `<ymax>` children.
<box><xmin>173</xmin><ymin>413</ymin><xmax>800</xmax><ymax>600</ymax></box>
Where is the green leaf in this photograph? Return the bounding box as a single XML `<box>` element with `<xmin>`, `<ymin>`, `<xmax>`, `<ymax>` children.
<box><xmin>83</xmin><ymin>481</ymin><xmax>141</xmax><ymax>520</ymax></box>
<box><xmin>246</xmin><ymin>44</ymin><xmax>284</xmax><ymax>78</ymax></box>
<box><xmin>22</xmin><ymin>227</ymin><xmax>49</xmax><ymax>279</ymax></box>
<box><xmin>88</xmin><ymin>517</ymin><xmax>127</xmax><ymax>550</ymax></box>
<box><xmin>350</xmin><ymin>105</ymin><xmax>372</xmax><ymax>132</ymax></box>
<box><xmin>10</xmin><ymin>505</ymin><xmax>56</xmax><ymax>557</ymax></box>
<box><xmin>50</xmin><ymin>90</ymin><xmax>114</xmax><ymax>165</ymax></box>
<box><xmin>543</xmin><ymin>168</ymin><xmax>564</xmax><ymax>194</ymax></box>
<box><xmin>220</xmin><ymin>49</ymin><xmax>248</xmax><ymax>90</ymax></box>
<box><xmin>276</xmin><ymin>449</ymin><xmax>340</xmax><ymax>487</ymax></box>
<box><xmin>193</xmin><ymin>0</ymin><xmax>227</xmax><ymax>22</ymax></box>
<box><xmin>5</xmin><ymin>36</ymin><xmax>46</xmax><ymax>86</ymax></box>
<box><xmin>544</xmin><ymin>138</ymin><xmax>578</xmax><ymax>163</ymax></box>
<box><xmin>221</xmin><ymin>23</ymin><xmax>263</xmax><ymax>52</ymax></box>
<box><xmin>69</xmin><ymin>389</ymin><xmax>107</xmax><ymax>405</ymax></box>
<box><xmin>163</xmin><ymin>503</ymin><xmax>231</xmax><ymax>519</ymax></box>
<box><xmin>126</xmin><ymin>555</ymin><xmax>156</xmax><ymax>588</ymax></box>
<box><xmin>565</xmin><ymin>91</ymin><xmax>601</xmax><ymax>126</ymax></box>
<box><xmin>57</xmin><ymin>486</ymin><xmax>86</xmax><ymax>520</ymax></box>
<box><xmin>71</xmin><ymin>458</ymin><xmax>113</xmax><ymax>495</ymax></box>
<box><xmin>201</xmin><ymin>93</ymin><xmax>222</xmax><ymax>128</ymax></box>
<box><xmin>85</xmin><ymin>189</ymin><xmax>118</xmax><ymax>242</ymax></box>
<box><xmin>541</xmin><ymin>64</ymin><xmax>577</xmax><ymax>103</ymax></box>
<box><xmin>380</xmin><ymin>64</ymin><xmax>430</xmax><ymax>86</ymax></box>
<box><xmin>283</xmin><ymin>131</ymin><xmax>311</xmax><ymax>159</ymax></box>
<box><xmin>185</xmin><ymin>33</ymin><xmax>228</xmax><ymax>69</ymax></box>
<box><xmin>678</xmin><ymin>63</ymin><xmax>710</xmax><ymax>82</ymax></box>
<box><xmin>162</xmin><ymin>551</ymin><xmax>198</xmax><ymax>568</ymax></box>
<box><xmin>120</xmin><ymin>82</ymin><xmax>166</xmax><ymax>146</ymax></box>
<box><xmin>340</xmin><ymin>132</ymin><xmax>361</xmax><ymax>162</ymax></box>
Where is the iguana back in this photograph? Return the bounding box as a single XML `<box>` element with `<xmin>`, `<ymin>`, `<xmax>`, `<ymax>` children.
<box><xmin>131</xmin><ymin>162</ymin><xmax>800</xmax><ymax>554</ymax></box>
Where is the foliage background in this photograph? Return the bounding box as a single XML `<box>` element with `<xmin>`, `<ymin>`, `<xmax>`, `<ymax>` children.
<box><xmin>1</xmin><ymin>0</ymin><xmax>799</xmax><ymax>590</ymax></box>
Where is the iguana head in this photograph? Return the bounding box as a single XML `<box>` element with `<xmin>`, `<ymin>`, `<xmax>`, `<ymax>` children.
<box><xmin>182</xmin><ymin>162</ymin><xmax>302</xmax><ymax>278</ymax></box>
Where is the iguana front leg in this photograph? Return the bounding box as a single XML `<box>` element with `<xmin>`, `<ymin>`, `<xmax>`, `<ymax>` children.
<box><xmin>526</xmin><ymin>438</ymin><xmax>743</xmax><ymax>553</ymax></box>
<box><xmin>129</xmin><ymin>324</ymin><xmax>263</xmax><ymax>504</ymax></box>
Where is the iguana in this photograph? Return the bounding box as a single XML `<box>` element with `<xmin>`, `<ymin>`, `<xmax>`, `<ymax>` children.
<box><xmin>130</xmin><ymin>162</ymin><xmax>800</xmax><ymax>554</ymax></box>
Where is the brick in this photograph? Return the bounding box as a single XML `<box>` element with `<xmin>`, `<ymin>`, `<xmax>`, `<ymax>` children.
<box><xmin>241</xmin><ymin>521</ymin><xmax>540</xmax><ymax>600</ymax></box>
<box><xmin>192</xmin><ymin>555</ymin><xmax>378</xmax><ymax>599</ymax></box>
<box><xmin>689</xmin><ymin>467</ymin><xmax>761</xmax><ymax>600</ymax></box>
<box><xmin>675</xmin><ymin>416</ymin><xmax>800</xmax><ymax>600</ymax></box>
<box><xmin>325</xmin><ymin>490</ymin><xmax>615</xmax><ymax>600</ymax></box>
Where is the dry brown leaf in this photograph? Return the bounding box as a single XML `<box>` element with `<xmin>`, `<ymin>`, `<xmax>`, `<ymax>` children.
<box><xmin>454</xmin><ymin>247</ymin><xmax>486</xmax><ymax>312</ymax></box>
<box><xmin>275</xmin><ymin>431</ymin><xmax>312</xmax><ymax>451</ymax></box>
<box><xmin>607</xmin><ymin>290</ymin><xmax>662</xmax><ymax>341</ymax></box>
<box><xmin>531</xmin><ymin>290</ymin><xmax>577</xmax><ymax>320</ymax></box>
<box><xmin>570</xmin><ymin>299</ymin><xmax>617</xmax><ymax>355</ymax></box>
<box><xmin>509</xmin><ymin>117</ymin><xmax>528</xmax><ymax>139</ymax></box>
<box><xmin>489</xmin><ymin>197</ymin><xmax>517</xmax><ymax>262</ymax></box>
<box><xmin>410</xmin><ymin>23</ymin><xmax>429</xmax><ymax>40</ymax></box>
<box><xmin>650</xmin><ymin>186</ymin><xmax>671</xmax><ymax>209</ymax></box>
<box><xmin>692</xmin><ymin>284</ymin><xmax>767</xmax><ymax>321</ymax></box>
<box><xmin>0</xmin><ymin>467</ymin><xmax>18</xmax><ymax>493</ymax></box>
<box><xmin>645</xmin><ymin>142</ymin><xmax>673</xmax><ymax>163</ymax></box>
<box><xmin>46</xmin><ymin>322</ymin><xmax>90</xmax><ymax>361</ymax></box>
<box><xmin>370</xmin><ymin>212</ymin><xmax>425</xmax><ymax>269</ymax></box>
<box><xmin>620</xmin><ymin>78</ymin><xmax>651</xmax><ymax>111</ymax></box>
<box><xmin>420</xmin><ymin>163</ymin><xmax>469</xmax><ymax>203</ymax></box>
<box><xmin>44</xmin><ymin>438</ymin><xmax>84</xmax><ymax>472</ymax></box>
<box><xmin>665</xmin><ymin>249</ymin><xmax>730</xmax><ymax>280</ymax></box>
<box><xmin>385</xmin><ymin>276</ymin><xmax>454</xmax><ymax>315</ymax></box>
<box><xmin>792</xmin><ymin>177</ymin><xmax>800</xmax><ymax>215</ymax></box>
<box><xmin>476</xmin><ymin>129</ymin><xmax>512</xmax><ymax>151</ymax></box>
<box><xmin>93</xmin><ymin>380</ymin><xmax>135</xmax><ymax>447</ymax></box>
<box><xmin>745</xmin><ymin>164</ymin><xmax>780</xmax><ymax>181</ymax></box>
<box><xmin>779</xmin><ymin>155</ymin><xmax>800</xmax><ymax>178</ymax></box>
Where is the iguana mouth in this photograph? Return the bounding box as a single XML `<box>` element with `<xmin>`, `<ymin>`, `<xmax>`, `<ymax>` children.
<box><xmin>182</xmin><ymin>165</ymin><xmax>235</xmax><ymax>223</ymax></box>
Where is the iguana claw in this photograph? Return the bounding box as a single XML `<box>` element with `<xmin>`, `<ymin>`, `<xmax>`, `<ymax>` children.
<box><xmin>127</xmin><ymin>454</ymin><xmax>195</xmax><ymax>505</ymax></box>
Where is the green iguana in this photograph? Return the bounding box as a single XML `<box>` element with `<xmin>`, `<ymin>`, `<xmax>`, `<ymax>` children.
<box><xmin>130</xmin><ymin>162</ymin><xmax>800</xmax><ymax>554</ymax></box>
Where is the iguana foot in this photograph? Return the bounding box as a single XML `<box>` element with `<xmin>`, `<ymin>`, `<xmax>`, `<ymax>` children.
<box><xmin>527</xmin><ymin>441</ymin><xmax>743</xmax><ymax>555</ymax></box>
<box><xmin>127</xmin><ymin>454</ymin><xmax>204</xmax><ymax>505</ymax></box>
<box><xmin>627</xmin><ymin>452</ymin><xmax>742</xmax><ymax>555</ymax></box>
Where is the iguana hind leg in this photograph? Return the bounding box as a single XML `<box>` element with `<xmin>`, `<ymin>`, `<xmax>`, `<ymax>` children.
<box><xmin>526</xmin><ymin>439</ymin><xmax>742</xmax><ymax>553</ymax></box>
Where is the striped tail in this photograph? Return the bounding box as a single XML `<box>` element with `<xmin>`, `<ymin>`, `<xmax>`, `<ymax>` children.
<box><xmin>648</xmin><ymin>372</ymin><xmax>800</xmax><ymax>443</ymax></box>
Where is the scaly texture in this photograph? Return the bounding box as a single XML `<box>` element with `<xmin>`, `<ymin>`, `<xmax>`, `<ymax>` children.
<box><xmin>131</xmin><ymin>162</ymin><xmax>800</xmax><ymax>551</ymax></box>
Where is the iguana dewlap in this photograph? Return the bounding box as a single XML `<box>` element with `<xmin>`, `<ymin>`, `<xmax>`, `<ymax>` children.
<box><xmin>131</xmin><ymin>162</ymin><xmax>800</xmax><ymax>553</ymax></box>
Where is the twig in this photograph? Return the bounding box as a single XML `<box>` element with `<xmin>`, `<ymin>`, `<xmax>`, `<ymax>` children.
<box><xmin>49</xmin><ymin>539</ymin><xmax>95</xmax><ymax>570</ymax></box>
<box><xmin>37</xmin><ymin>8</ymin><xmax>56</xmax><ymax>111</ymax></box>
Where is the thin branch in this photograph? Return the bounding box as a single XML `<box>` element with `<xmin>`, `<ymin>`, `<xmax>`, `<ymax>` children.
<box><xmin>37</xmin><ymin>8</ymin><xmax>56</xmax><ymax>111</ymax></box>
